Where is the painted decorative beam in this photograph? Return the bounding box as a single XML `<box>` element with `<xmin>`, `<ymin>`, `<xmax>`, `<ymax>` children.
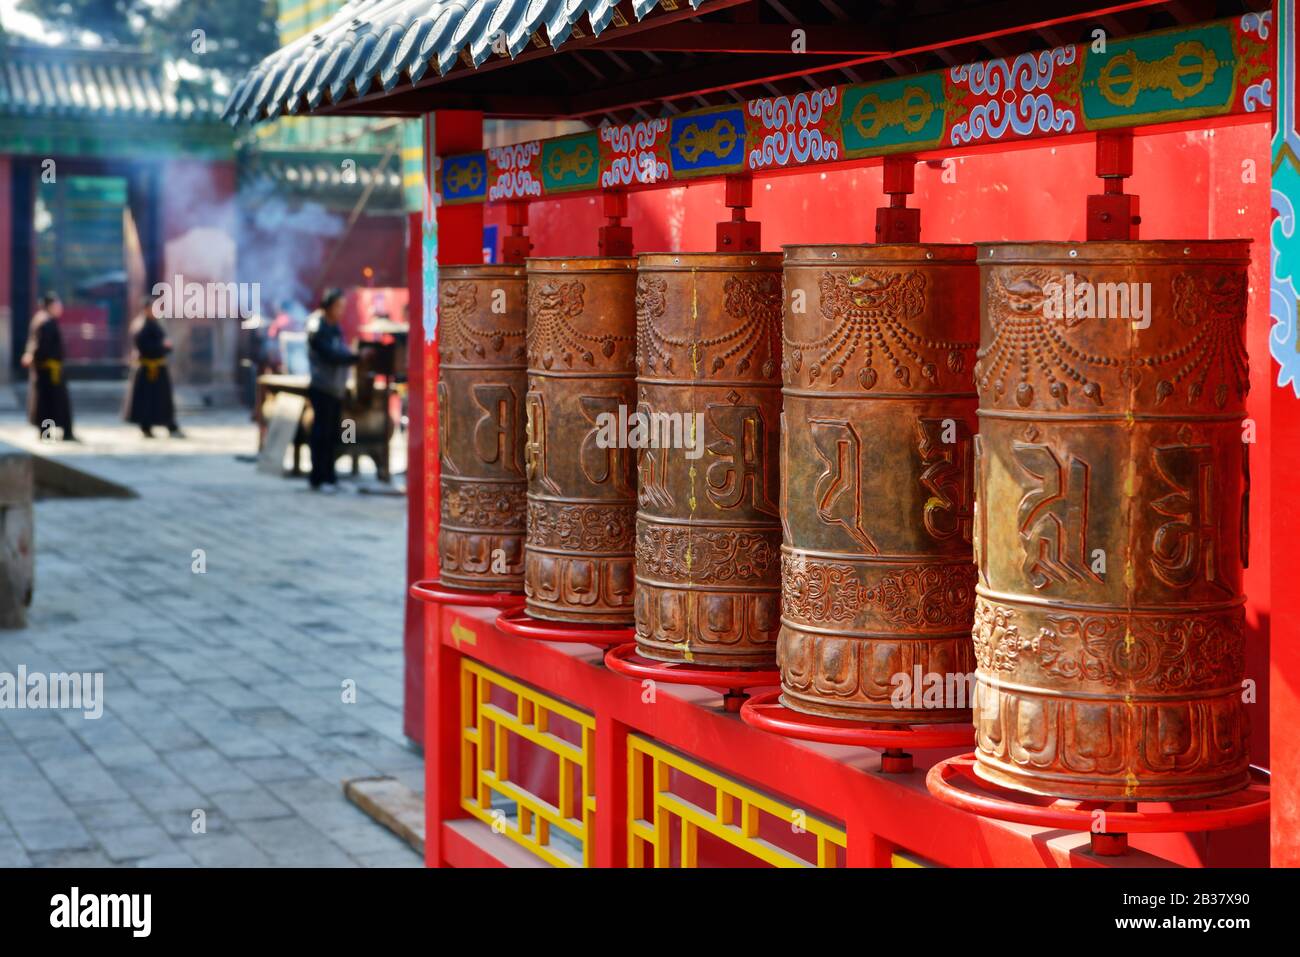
<box><xmin>436</xmin><ymin>13</ymin><xmax>1273</xmax><ymax>205</ymax></box>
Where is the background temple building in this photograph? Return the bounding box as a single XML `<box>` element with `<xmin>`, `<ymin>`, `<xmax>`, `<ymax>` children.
<box><xmin>0</xmin><ymin>0</ymin><xmax>412</xmax><ymax>407</ymax></box>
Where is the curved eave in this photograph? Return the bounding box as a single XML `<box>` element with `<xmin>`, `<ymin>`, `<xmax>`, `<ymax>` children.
<box><xmin>221</xmin><ymin>0</ymin><xmax>705</xmax><ymax>124</ymax></box>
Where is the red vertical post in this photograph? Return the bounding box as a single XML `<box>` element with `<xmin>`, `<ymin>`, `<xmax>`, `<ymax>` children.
<box><xmin>594</xmin><ymin>714</ymin><xmax>630</xmax><ymax>867</ymax></box>
<box><xmin>1269</xmin><ymin>0</ymin><xmax>1298</xmax><ymax>866</ymax></box>
<box><xmin>1086</xmin><ymin>130</ymin><xmax>1140</xmax><ymax>240</ymax></box>
<box><xmin>716</xmin><ymin>174</ymin><xmax>761</xmax><ymax>252</ymax></box>
<box><xmin>845</xmin><ymin>814</ymin><xmax>895</xmax><ymax>867</ymax></box>
<box><xmin>501</xmin><ymin>200</ymin><xmax>533</xmax><ymax>263</ymax></box>
<box><xmin>1272</xmin><ymin>381</ymin><xmax>1300</xmax><ymax>865</ymax></box>
<box><xmin>875</xmin><ymin>154</ymin><xmax>921</xmax><ymax>243</ymax></box>
<box><xmin>421</xmin><ymin>109</ymin><xmax>484</xmax><ymax>867</ymax></box>
<box><xmin>598</xmin><ymin>190</ymin><xmax>633</xmax><ymax>257</ymax></box>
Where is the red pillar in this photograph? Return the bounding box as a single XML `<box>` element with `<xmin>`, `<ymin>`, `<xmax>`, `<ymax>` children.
<box><xmin>1268</xmin><ymin>0</ymin><xmax>1296</xmax><ymax>866</ymax></box>
<box><xmin>1271</xmin><ymin>381</ymin><xmax>1300</xmax><ymax>865</ymax></box>
<box><xmin>417</xmin><ymin>110</ymin><xmax>484</xmax><ymax>867</ymax></box>
<box><xmin>593</xmin><ymin>714</ymin><xmax>629</xmax><ymax>867</ymax></box>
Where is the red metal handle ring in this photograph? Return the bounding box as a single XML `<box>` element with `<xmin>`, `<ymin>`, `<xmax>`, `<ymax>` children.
<box><xmin>740</xmin><ymin>688</ymin><xmax>975</xmax><ymax>750</ymax></box>
<box><xmin>603</xmin><ymin>643</ymin><xmax>780</xmax><ymax>691</ymax></box>
<box><xmin>495</xmin><ymin>607</ymin><xmax>634</xmax><ymax>645</ymax></box>
<box><xmin>926</xmin><ymin>752</ymin><xmax>1270</xmax><ymax>834</ymax></box>
<box><xmin>409</xmin><ymin>578</ymin><xmax>525</xmax><ymax>608</ymax></box>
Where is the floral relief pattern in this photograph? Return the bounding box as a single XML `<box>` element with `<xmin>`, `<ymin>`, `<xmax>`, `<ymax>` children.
<box><xmin>635</xmin><ymin>525</ymin><xmax>778</xmax><ymax>583</ymax></box>
<box><xmin>526</xmin><ymin>501</ymin><xmax>634</xmax><ymax>551</ymax></box>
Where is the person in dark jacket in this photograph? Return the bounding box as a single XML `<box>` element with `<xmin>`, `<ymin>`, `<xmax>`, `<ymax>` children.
<box><xmin>21</xmin><ymin>292</ymin><xmax>75</xmax><ymax>441</ymax></box>
<box><xmin>305</xmin><ymin>288</ymin><xmax>358</xmax><ymax>492</ymax></box>
<box><xmin>124</xmin><ymin>295</ymin><xmax>183</xmax><ymax>438</ymax></box>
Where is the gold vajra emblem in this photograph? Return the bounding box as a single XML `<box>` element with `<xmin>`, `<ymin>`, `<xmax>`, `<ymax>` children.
<box><xmin>674</xmin><ymin>118</ymin><xmax>739</xmax><ymax>163</ymax></box>
<box><xmin>849</xmin><ymin>86</ymin><xmax>934</xmax><ymax>141</ymax></box>
<box><xmin>1097</xmin><ymin>40</ymin><xmax>1218</xmax><ymax>108</ymax></box>
<box><xmin>446</xmin><ymin>161</ymin><xmax>483</xmax><ymax>192</ymax></box>
<box><xmin>546</xmin><ymin>143</ymin><xmax>595</xmax><ymax>181</ymax></box>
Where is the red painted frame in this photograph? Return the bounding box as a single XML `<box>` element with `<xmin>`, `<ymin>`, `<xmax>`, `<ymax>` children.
<box><xmin>412</xmin><ymin>24</ymin><xmax>1287</xmax><ymax>860</ymax></box>
<box><xmin>421</xmin><ymin>603</ymin><xmax>1269</xmax><ymax>867</ymax></box>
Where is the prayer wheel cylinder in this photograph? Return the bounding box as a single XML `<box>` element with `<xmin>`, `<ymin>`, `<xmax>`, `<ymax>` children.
<box><xmin>633</xmin><ymin>253</ymin><xmax>784</xmax><ymax>667</ymax></box>
<box><xmin>524</xmin><ymin>257</ymin><xmax>638</xmax><ymax>623</ymax></box>
<box><xmin>973</xmin><ymin>240</ymin><xmax>1252</xmax><ymax>801</ymax></box>
<box><xmin>777</xmin><ymin>245</ymin><xmax>980</xmax><ymax>722</ymax></box>
<box><xmin>437</xmin><ymin>265</ymin><xmax>528</xmax><ymax>591</ymax></box>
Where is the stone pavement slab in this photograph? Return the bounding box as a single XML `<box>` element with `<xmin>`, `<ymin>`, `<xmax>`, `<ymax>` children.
<box><xmin>0</xmin><ymin>411</ymin><xmax>421</xmax><ymax>867</ymax></box>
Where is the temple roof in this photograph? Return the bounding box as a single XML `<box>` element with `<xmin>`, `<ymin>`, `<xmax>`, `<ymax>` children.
<box><xmin>223</xmin><ymin>0</ymin><xmax>723</xmax><ymax>124</ymax></box>
<box><xmin>1</xmin><ymin>42</ymin><xmax>222</xmax><ymax>122</ymax></box>
<box><xmin>221</xmin><ymin>0</ymin><xmax>1267</xmax><ymax>130</ymax></box>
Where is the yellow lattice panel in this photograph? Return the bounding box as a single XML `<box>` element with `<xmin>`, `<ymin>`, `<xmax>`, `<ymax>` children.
<box><xmin>627</xmin><ymin>736</ymin><xmax>846</xmax><ymax>868</ymax></box>
<box><xmin>460</xmin><ymin>660</ymin><xmax>595</xmax><ymax>867</ymax></box>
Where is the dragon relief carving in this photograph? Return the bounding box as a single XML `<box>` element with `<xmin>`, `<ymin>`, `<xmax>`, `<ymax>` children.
<box><xmin>1149</xmin><ymin>271</ymin><xmax>1250</xmax><ymax>409</ymax></box>
<box><xmin>978</xmin><ymin>267</ymin><xmax>1249</xmax><ymax>410</ymax></box>
<box><xmin>977</xmin><ymin>268</ymin><xmax>1109</xmax><ymax>408</ymax></box>
<box><xmin>527</xmin><ymin>279</ymin><xmax>631</xmax><ymax>369</ymax></box>
<box><xmin>971</xmin><ymin>599</ymin><xmax>1031</xmax><ymax>672</ymax></box>
<box><xmin>439</xmin><ymin>280</ymin><xmax>525</xmax><ymax>361</ymax></box>
<box><xmin>785</xmin><ymin>270</ymin><xmax>976</xmax><ymax>389</ymax></box>
<box><xmin>636</xmin><ymin>273</ymin><xmax>781</xmax><ymax>378</ymax></box>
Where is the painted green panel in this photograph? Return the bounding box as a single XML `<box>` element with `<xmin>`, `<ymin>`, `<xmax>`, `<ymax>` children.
<box><xmin>839</xmin><ymin>72</ymin><xmax>947</xmax><ymax>156</ymax></box>
<box><xmin>1081</xmin><ymin>23</ymin><xmax>1236</xmax><ymax>126</ymax></box>
<box><xmin>540</xmin><ymin>132</ymin><xmax>599</xmax><ymax>193</ymax></box>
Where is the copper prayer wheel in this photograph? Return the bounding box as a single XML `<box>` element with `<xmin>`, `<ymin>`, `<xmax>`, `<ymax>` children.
<box><xmin>633</xmin><ymin>252</ymin><xmax>783</xmax><ymax>667</ymax></box>
<box><xmin>777</xmin><ymin>245</ymin><xmax>980</xmax><ymax>722</ymax></box>
<box><xmin>973</xmin><ymin>240</ymin><xmax>1251</xmax><ymax>801</ymax></box>
<box><xmin>524</xmin><ymin>257</ymin><xmax>638</xmax><ymax>623</ymax></box>
<box><xmin>437</xmin><ymin>265</ymin><xmax>528</xmax><ymax>591</ymax></box>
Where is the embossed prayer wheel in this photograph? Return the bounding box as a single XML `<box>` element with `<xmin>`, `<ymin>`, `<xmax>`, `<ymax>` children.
<box><xmin>524</xmin><ymin>258</ymin><xmax>638</xmax><ymax>623</ymax></box>
<box><xmin>973</xmin><ymin>240</ymin><xmax>1252</xmax><ymax>801</ymax></box>
<box><xmin>634</xmin><ymin>253</ymin><xmax>784</xmax><ymax>667</ymax></box>
<box><xmin>437</xmin><ymin>265</ymin><xmax>528</xmax><ymax>591</ymax></box>
<box><xmin>777</xmin><ymin>245</ymin><xmax>980</xmax><ymax>723</ymax></box>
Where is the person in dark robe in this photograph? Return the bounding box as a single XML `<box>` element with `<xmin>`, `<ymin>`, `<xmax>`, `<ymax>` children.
<box><xmin>21</xmin><ymin>292</ymin><xmax>75</xmax><ymax>441</ymax></box>
<box><xmin>305</xmin><ymin>288</ymin><xmax>357</xmax><ymax>493</ymax></box>
<box><xmin>123</xmin><ymin>295</ymin><xmax>183</xmax><ymax>438</ymax></box>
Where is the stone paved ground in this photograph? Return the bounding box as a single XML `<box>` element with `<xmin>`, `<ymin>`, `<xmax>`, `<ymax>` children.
<box><xmin>0</xmin><ymin>409</ymin><xmax>423</xmax><ymax>867</ymax></box>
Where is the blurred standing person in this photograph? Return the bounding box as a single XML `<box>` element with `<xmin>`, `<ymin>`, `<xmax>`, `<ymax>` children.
<box><xmin>264</xmin><ymin>300</ymin><xmax>296</xmax><ymax>372</ymax></box>
<box><xmin>305</xmin><ymin>288</ymin><xmax>357</xmax><ymax>493</ymax></box>
<box><xmin>21</xmin><ymin>292</ymin><xmax>76</xmax><ymax>441</ymax></box>
<box><xmin>124</xmin><ymin>295</ymin><xmax>183</xmax><ymax>438</ymax></box>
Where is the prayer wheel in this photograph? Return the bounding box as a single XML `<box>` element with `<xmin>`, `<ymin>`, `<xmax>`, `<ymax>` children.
<box><xmin>633</xmin><ymin>253</ymin><xmax>784</xmax><ymax>667</ymax></box>
<box><xmin>973</xmin><ymin>240</ymin><xmax>1252</xmax><ymax>801</ymax></box>
<box><xmin>437</xmin><ymin>265</ymin><xmax>528</xmax><ymax>591</ymax></box>
<box><xmin>777</xmin><ymin>245</ymin><xmax>980</xmax><ymax>722</ymax></box>
<box><xmin>523</xmin><ymin>257</ymin><xmax>638</xmax><ymax>623</ymax></box>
